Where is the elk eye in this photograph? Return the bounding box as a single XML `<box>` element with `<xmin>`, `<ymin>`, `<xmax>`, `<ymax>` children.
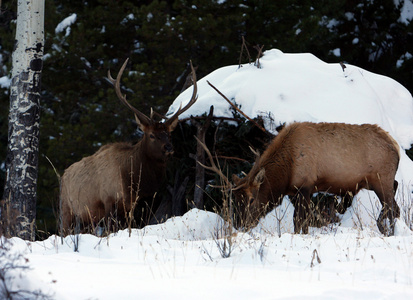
<box><xmin>150</xmin><ymin>134</ymin><xmax>155</xmax><ymax>139</ymax></box>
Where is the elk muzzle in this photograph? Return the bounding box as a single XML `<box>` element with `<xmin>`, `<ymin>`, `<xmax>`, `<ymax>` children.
<box><xmin>164</xmin><ymin>142</ymin><xmax>173</xmax><ymax>156</ymax></box>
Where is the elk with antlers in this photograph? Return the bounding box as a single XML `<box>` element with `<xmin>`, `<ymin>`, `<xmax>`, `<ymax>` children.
<box><xmin>60</xmin><ymin>59</ymin><xmax>198</xmax><ymax>235</ymax></box>
<box><xmin>199</xmin><ymin>122</ymin><xmax>401</xmax><ymax>236</ymax></box>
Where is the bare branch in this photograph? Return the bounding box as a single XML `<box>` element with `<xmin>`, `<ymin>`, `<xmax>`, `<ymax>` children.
<box><xmin>195</xmin><ymin>136</ymin><xmax>232</xmax><ymax>188</ymax></box>
<box><xmin>254</xmin><ymin>44</ymin><xmax>265</xmax><ymax>68</ymax></box>
<box><xmin>239</xmin><ymin>36</ymin><xmax>251</xmax><ymax>67</ymax></box>
<box><xmin>206</xmin><ymin>80</ymin><xmax>268</xmax><ymax>134</ymax></box>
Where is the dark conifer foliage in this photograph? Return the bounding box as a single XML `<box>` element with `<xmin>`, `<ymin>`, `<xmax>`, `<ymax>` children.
<box><xmin>0</xmin><ymin>0</ymin><xmax>412</xmax><ymax>236</ymax></box>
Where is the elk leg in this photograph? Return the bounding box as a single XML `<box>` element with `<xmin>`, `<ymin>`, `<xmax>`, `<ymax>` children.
<box><xmin>61</xmin><ymin>201</ymin><xmax>74</xmax><ymax>236</ymax></box>
<box><xmin>374</xmin><ymin>181</ymin><xmax>400</xmax><ymax>236</ymax></box>
<box><xmin>337</xmin><ymin>192</ymin><xmax>353</xmax><ymax>214</ymax></box>
<box><xmin>377</xmin><ymin>201</ymin><xmax>400</xmax><ymax>236</ymax></box>
<box><xmin>292</xmin><ymin>188</ymin><xmax>311</xmax><ymax>234</ymax></box>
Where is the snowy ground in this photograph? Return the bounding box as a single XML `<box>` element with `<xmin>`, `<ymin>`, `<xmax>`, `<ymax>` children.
<box><xmin>2</xmin><ymin>209</ymin><xmax>413</xmax><ymax>299</ymax></box>
<box><xmin>2</xmin><ymin>49</ymin><xmax>413</xmax><ymax>299</ymax></box>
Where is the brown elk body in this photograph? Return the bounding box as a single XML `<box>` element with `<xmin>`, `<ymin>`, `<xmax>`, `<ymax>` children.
<box><xmin>232</xmin><ymin>122</ymin><xmax>400</xmax><ymax>235</ymax></box>
<box><xmin>60</xmin><ymin>59</ymin><xmax>197</xmax><ymax>235</ymax></box>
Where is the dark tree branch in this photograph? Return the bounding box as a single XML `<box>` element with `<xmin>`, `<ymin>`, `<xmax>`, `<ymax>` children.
<box><xmin>206</xmin><ymin>80</ymin><xmax>268</xmax><ymax>134</ymax></box>
<box><xmin>192</xmin><ymin>105</ymin><xmax>214</xmax><ymax>209</ymax></box>
<box><xmin>239</xmin><ymin>36</ymin><xmax>251</xmax><ymax>67</ymax></box>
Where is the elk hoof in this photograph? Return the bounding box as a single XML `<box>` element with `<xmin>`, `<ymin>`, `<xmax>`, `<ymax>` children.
<box><xmin>377</xmin><ymin>210</ymin><xmax>395</xmax><ymax>236</ymax></box>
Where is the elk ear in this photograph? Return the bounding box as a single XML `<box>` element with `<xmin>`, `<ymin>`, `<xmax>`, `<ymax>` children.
<box><xmin>135</xmin><ymin>114</ymin><xmax>148</xmax><ymax>131</ymax></box>
<box><xmin>254</xmin><ymin>169</ymin><xmax>265</xmax><ymax>186</ymax></box>
<box><xmin>167</xmin><ymin>117</ymin><xmax>179</xmax><ymax>132</ymax></box>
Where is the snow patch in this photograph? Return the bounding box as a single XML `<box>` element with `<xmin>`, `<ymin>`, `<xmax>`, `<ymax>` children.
<box><xmin>397</xmin><ymin>0</ymin><xmax>413</xmax><ymax>24</ymax></box>
<box><xmin>55</xmin><ymin>13</ymin><xmax>77</xmax><ymax>36</ymax></box>
<box><xmin>5</xmin><ymin>208</ymin><xmax>413</xmax><ymax>299</ymax></box>
<box><xmin>0</xmin><ymin>75</ymin><xmax>11</xmax><ymax>88</ymax></box>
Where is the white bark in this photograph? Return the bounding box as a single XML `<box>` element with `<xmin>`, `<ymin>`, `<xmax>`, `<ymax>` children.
<box><xmin>2</xmin><ymin>0</ymin><xmax>44</xmax><ymax>241</ymax></box>
<box><xmin>12</xmin><ymin>1</ymin><xmax>45</xmax><ymax>79</ymax></box>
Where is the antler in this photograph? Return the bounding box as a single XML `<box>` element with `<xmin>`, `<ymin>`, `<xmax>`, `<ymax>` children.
<box><xmin>195</xmin><ymin>136</ymin><xmax>232</xmax><ymax>188</ymax></box>
<box><xmin>107</xmin><ymin>58</ymin><xmax>152</xmax><ymax>126</ymax></box>
<box><xmin>249</xmin><ymin>146</ymin><xmax>260</xmax><ymax>161</ymax></box>
<box><xmin>165</xmin><ymin>60</ymin><xmax>198</xmax><ymax>126</ymax></box>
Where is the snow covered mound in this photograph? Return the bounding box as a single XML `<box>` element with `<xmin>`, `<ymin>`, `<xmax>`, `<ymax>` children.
<box><xmin>168</xmin><ymin>48</ymin><xmax>413</xmax><ymax>228</ymax></box>
<box><xmin>140</xmin><ymin>209</ymin><xmax>229</xmax><ymax>240</ymax></box>
<box><xmin>168</xmin><ymin>49</ymin><xmax>413</xmax><ymax>147</ymax></box>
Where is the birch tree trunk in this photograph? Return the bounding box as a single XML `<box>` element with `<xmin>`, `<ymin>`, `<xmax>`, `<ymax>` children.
<box><xmin>1</xmin><ymin>0</ymin><xmax>44</xmax><ymax>241</ymax></box>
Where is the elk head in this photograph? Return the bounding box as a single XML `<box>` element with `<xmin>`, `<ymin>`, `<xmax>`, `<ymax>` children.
<box><xmin>196</xmin><ymin>137</ymin><xmax>266</xmax><ymax>228</ymax></box>
<box><xmin>197</xmin><ymin>135</ymin><xmax>270</xmax><ymax>227</ymax></box>
<box><xmin>231</xmin><ymin>145</ymin><xmax>265</xmax><ymax>222</ymax></box>
<box><xmin>231</xmin><ymin>168</ymin><xmax>269</xmax><ymax>227</ymax></box>
<box><xmin>108</xmin><ymin>58</ymin><xmax>198</xmax><ymax>162</ymax></box>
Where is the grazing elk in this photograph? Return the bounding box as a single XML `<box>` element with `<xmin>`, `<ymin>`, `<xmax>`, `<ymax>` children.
<box><xmin>200</xmin><ymin>122</ymin><xmax>401</xmax><ymax>235</ymax></box>
<box><xmin>60</xmin><ymin>59</ymin><xmax>198</xmax><ymax>235</ymax></box>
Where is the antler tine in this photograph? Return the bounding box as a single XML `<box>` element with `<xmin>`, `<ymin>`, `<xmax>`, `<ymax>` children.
<box><xmin>249</xmin><ymin>146</ymin><xmax>261</xmax><ymax>162</ymax></box>
<box><xmin>195</xmin><ymin>136</ymin><xmax>232</xmax><ymax>188</ymax></box>
<box><xmin>166</xmin><ymin>60</ymin><xmax>198</xmax><ymax>125</ymax></box>
<box><xmin>108</xmin><ymin>58</ymin><xmax>151</xmax><ymax>125</ymax></box>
